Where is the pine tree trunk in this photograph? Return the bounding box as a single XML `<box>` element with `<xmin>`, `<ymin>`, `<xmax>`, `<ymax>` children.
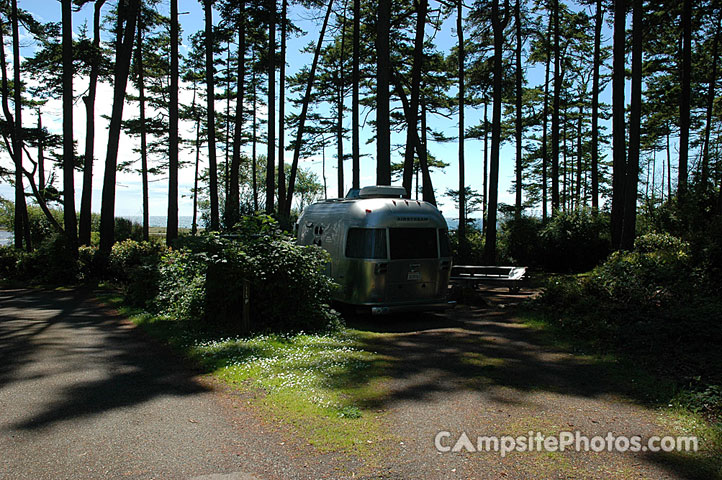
<box><xmin>390</xmin><ymin>68</ymin><xmax>435</xmax><ymax>205</ymax></box>
<box><xmin>60</xmin><ymin>0</ymin><xmax>78</xmax><ymax>253</ymax></box>
<box><xmin>541</xmin><ymin>24</ymin><xmax>550</xmax><ymax>222</ymax></box>
<box><xmin>225</xmin><ymin>45</ymin><xmax>231</xmax><ymax>202</ymax></box>
<box><xmin>514</xmin><ymin>0</ymin><xmax>522</xmax><ymax>221</ymax></box>
<box><xmin>79</xmin><ymin>0</ymin><xmax>105</xmax><ymax>246</ymax></box>
<box><xmin>136</xmin><ymin>22</ymin><xmax>150</xmax><ymax>241</ymax></box>
<box><xmin>266</xmin><ymin>0</ymin><xmax>276</xmax><ymax>214</ymax></box>
<box><xmin>457</xmin><ymin>0</ymin><xmax>466</xmax><ymax>256</ymax></box>
<box><xmin>590</xmin><ymin>0</ymin><xmax>602</xmax><ymax>211</ymax></box>
<box><xmin>191</xmin><ymin>85</ymin><xmax>200</xmax><ymax>235</ymax></box>
<box><xmin>621</xmin><ymin>0</ymin><xmax>642</xmax><ymax>250</ymax></box>
<box><xmin>562</xmin><ymin>102</ymin><xmax>567</xmax><ymax>211</ymax></box>
<box><xmin>37</xmin><ymin>112</ymin><xmax>45</xmax><ymax>195</ymax></box>
<box><xmin>227</xmin><ymin>2</ymin><xmax>245</xmax><ymax>228</ymax></box>
<box><xmin>420</xmin><ymin>96</ymin><xmax>428</xmax><ymax>200</ymax></box>
<box><xmin>483</xmin><ymin>98</ymin><xmax>488</xmax><ymax>232</ymax></box>
<box><xmin>285</xmin><ymin>0</ymin><xmax>334</xmax><ymax>217</ymax></box>
<box><xmin>376</xmin><ymin>0</ymin><xmax>391</xmax><ymax>185</ymax></box>
<box><xmin>576</xmin><ymin>104</ymin><xmax>582</xmax><ymax>209</ymax></box>
<box><xmin>99</xmin><ymin>0</ymin><xmax>141</xmax><ymax>253</ymax></box>
<box><xmin>610</xmin><ymin>0</ymin><xmax>626</xmax><ymax>249</ymax></box>
<box><xmin>167</xmin><ymin>0</ymin><xmax>179</xmax><ymax>243</ymax></box>
<box><xmin>278</xmin><ymin>0</ymin><xmax>287</xmax><ymax>212</ymax></box>
<box><xmin>678</xmin><ymin>0</ymin><xmax>692</xmax><ymax>200</ymax></box>
<box><xmin>551</xmin><ymin>0</ymin><xmax>560</xmax><ymax>213</ymax></box>
<box><xmin>252</xmin><ymin>52</ymin><xmax>258</xmax><ymax>212</ymax></box>
<box><xmin>484</xmin><ymin>0</ymin><xmax>509</xmax><ymax>265</ymax></box>
<box><xmin>351</xmin><ymin>0</ymin><xmax>360</xmax><ymax>189</ymax></box>
<box><xmin>701</xmin><ymin>13</ymin><xmax>720</xmax><ymax>188</ymax></box>
<box><xmin>4</xmin><ymin>2</ymin><xmax>29</xmax><ymax>250</ymax></box>
<box><xmin>337</xmin><ymin>8</ymin><xmax>347</xmax><ymax>199</ymax></box>
<box><xmin>666</xmin><ymin>132</ymin><xmax>672</xmax><ymax>200</ymax></box>
<box><xmin>402</xmin><ymin>0</ymin><xmax>427</xmax><ymax>199</ymax></box>
<box><xmin>205</xmin><ymin>0</ymin><xmax>220</xmax><ymax>229</ymax></box>
<box><xmin>322</xmin><ymin>140</ymin><xmax>327</xmax><ymax>199</ymax></box>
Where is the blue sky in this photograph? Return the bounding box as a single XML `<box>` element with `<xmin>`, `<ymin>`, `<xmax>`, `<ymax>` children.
<box><xmin>0</xmin><ymin>0</ymin><xmax>617</xmax><ymax>222</ymax></box>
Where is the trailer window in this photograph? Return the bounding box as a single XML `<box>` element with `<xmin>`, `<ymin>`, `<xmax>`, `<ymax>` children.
<box><xmin>389</xmin><ymin>228</ymin><xmax>438</xmax><ymax>259</ymax></box>
<box><xmin>439</xmin><ymin>229</ymin><xmax>451</xmax><ymax>257</ymax></box>
<box><xmin>345</xmin><ymin>228</ymin><xmax>388</xmax><ymax>259</ymax></box>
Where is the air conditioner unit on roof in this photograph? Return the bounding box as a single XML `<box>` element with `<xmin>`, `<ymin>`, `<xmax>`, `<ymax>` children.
<box><xmin>358</xmin><ymin>185</ymin><xmax>407</xmax><ymax>198</ymax></box>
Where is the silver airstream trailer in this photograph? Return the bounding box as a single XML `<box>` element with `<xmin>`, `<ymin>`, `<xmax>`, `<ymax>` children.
<box><xmin>296</xmin><ymin>186</ymin><xmax>454</xmax><ymax>314</ymax></box>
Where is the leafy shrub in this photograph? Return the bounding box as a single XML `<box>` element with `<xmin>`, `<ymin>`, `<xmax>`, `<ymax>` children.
<box><xmin>539</xmin><ymin>209</ymin><xmax>610</xmax><ymax>272</ymax></box>
<box><xmin>211</xmin><ymin>215</ymin><xmax>339</xmax><ymax>331</ymax></box>
<box><xmin>590</xmin><ymin>233</ymin><xmax>693</xmax><ymax>308</ymax></box>
<box><xmin>0</xmin><ymin>199</ymin><xmax>64</xmax><ymax>248</ymax></box>
<box><xmin>78</xmin><ymin>245</ymin><xmax>102</xmax><ymax>281</ymax></box>
<box><xmin>155</xmin><ymin>249</ymin><xmax>208</xmax><ymax>320</ymax></box>
<box><xmin>115</xmin><ymin>217</ymin><xmax>144</xmax><ymax>242</ymax></box>
<box><xmin>0</xmin><ymin>246</ymin><xmax>26</xmax><ymax>280</ymax></box>
<box><xmin>154</xmin><ymin>216</ymin><xmax>340</xmax><ymax>332</ymax></box>
<box><xmin>243</xmin><ymin>236</ymin><xmax>339</xmax><ymax>331</ymax></box>
<box><xmin>448</xmin><ymin>226</ymin><xmax>485</xmax><ymax>264</ymax></box>
<box><xmin>499</xmin><ymin>215</ymin><xmax>543</xmax><ymax>266</ymax></box>
<box><xmin>676</xmin><ymin>383</ymin><xmax>722</xmax><ymax>418</ymax></box>
<box><xmin>0</xmin><ymin>234</ymin><xmax>79</xmax><ymax>284</ymax></box>
<box><xmin>536</xmin><ymin>231</ymin><xmax>722</xmax><ymax>405</ymax></box>
<box><xmin>108</xmin><ymin>240</ymin><xmax>168</xmax><ymax>307</ymax></box>
<box><xmin>34</xmin><ymin>233</ymin><xmax>79</xmax><ymax>284</ymax></box>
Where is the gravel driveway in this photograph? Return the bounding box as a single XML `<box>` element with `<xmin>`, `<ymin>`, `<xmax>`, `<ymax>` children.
<box><xmin>348</xmin><ymin>288</ymin><xmax>712</xmax><ymax>479</ymax></box>
<box><xmin>1</xmin><ymin>287</ymin><xmax>712</xmax><ymax>479</ymax></box>
<box><xmin>0</xmin><ymin>288</ymin><xmax>353</xmax><ymax>480</ymax></box>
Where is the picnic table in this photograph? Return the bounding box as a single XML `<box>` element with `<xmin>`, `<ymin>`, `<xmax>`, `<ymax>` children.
<box><xmin>449</xmin><ymin>265</ymin><xmax>529</xmax><ymax>293</ymax></box>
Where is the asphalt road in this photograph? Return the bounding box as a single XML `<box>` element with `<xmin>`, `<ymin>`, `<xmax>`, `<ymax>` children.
<box><xmin>0</xmin><ymin>289</ymin><xmax>350</xmax><ymax>480</ymax></box>
<box><xmin>1</xmin><ymin>287</ymin><xmax>710</xmax><ymax>480</ymax></box>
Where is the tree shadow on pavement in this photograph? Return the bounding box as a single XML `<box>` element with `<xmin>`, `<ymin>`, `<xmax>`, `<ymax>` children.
<box><xmin>342</xmin><ymin>290</ymin><xmax>720</xmax><ymax>480</ymax></box>
<box><xmin>0</xmin><ymin>289</ymin><xmax>208</xmax><ymax>432</ymax></box>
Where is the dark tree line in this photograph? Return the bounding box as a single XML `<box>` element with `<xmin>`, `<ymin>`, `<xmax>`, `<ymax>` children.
<box><xmin>1</xmin><ymin>0</ymin><xmax>721</xmax><ymax>262</ymax></box>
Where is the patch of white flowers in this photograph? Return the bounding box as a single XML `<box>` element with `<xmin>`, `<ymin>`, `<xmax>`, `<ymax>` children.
<box><xmin>192</xmin><ymin>332</ymin><xmax>371</xmax><ymax>411</ymax></box>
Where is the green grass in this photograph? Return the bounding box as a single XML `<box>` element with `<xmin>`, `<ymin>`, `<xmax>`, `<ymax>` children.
<box><xmin>96</xmin><ymin>290</ymin><xmax>393</xmax><ymax>457</ymax></box>
<box><xmin>191</xmin><ymin>330</ymin><xmax>393</xmax><ymax>454</ymax></box>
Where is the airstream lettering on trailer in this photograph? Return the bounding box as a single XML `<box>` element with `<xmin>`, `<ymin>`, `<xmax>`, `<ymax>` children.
<box><xmin>296</xmin><ymin>186</ymin><xmax>454</xmax><ymax>313</ymax></box>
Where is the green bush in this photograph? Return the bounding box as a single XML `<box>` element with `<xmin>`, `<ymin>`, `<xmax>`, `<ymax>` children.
<box><xmin>0</xmin><ymin>234</ymin><xmax>79</xmax><ymax>284</ymax></box>
<box><xmin>539</xmin><ymin>210</ymin><xmax>610</xmax><ymax>272</ymax></box>
<box><xmin>155</xmin><ymin>249</ymin><xmax>208</xmax><ymax>320</ymax></box>
<box><xmin>108</xmin><ymin>239</ymin><xmax>168</xmax><ymax>307</ymax></box>
<box><xmin>243</xmin><ymin>236</ymin><xmax>339</xmax><ymax>331</ymax></box>
<box><xmin>448</xmin><ymin>226</ymin><xmax>485</xmax><ymax>264</ymax></box>
<box><xmin>536</xmin><ymin>230</ymin><xmax>722</xmax><ymax>405</ymax></box>
<box><xmin>0</xmin><ymin>246</ymin><xmax>26</xmax><ymax>280</ymax></box>
<box><xmin>115</xmin><ymin>217</ymin><xmax>144</xmax><ymax>242</ymax></box>
<box><xmin>0</xmin><ymin>199</ymin><xmax>64</xmax><ymax>248</ymax></box>
<box><xmin>499</xmin><ymin>215</ymin><xmax>543</xmax><ymax>266</ymax></box>
<box><xmin>153</xmin><ymin>216</ymin><xmax>340</xmax><ymax>332</ymax></box>
<box><xmin>78</xmin><ymin>245</ymin><xmax>102</xmax><ymax>281</ymax></box>
<box><xmin>590</xmin><ymin>233</ymin><xmax>693</xmax><ymax>309</ymax></box>
<box><xmin>33</xmin><ymin>234</ymin><xmax>79</xmax><ymax>284</ymax></box>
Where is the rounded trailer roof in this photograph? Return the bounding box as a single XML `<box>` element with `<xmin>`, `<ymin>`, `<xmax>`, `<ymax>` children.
<box><xmin>299</xmin><ymin>197</ymin><xmax>448</xmax><ymax>229</ymax></box>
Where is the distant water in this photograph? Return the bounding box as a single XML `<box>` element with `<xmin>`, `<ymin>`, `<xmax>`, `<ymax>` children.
<box><xmin>119</xmin><ymin>216</ymin><xmax>196</xmax><ymax>229</ymax></box>
<box><xmin>445</xmin><ymin>218</ymin><xmax>483</xmax><ymax>231</ymax></box>
<box><xmin>0</xmin><ymin>216</ymin><xmax>196</xmax><ymax>247</ymax></box>
<box><xmin>0</xmin><ymin>230</ymin><xmax>12</xmax><ymax>246</ymax></box>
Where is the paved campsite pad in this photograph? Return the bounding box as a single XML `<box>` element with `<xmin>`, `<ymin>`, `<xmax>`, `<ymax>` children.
<box><xmin>0</xmin><ymin>287</ymin><xmax>713</xmax><ymax>479</ymax></box>
<box><xmin>347</xmin><ymin>287</ymin><xmax>713</xmax><ymax>479</ymax></box>
<box><xmin>0</xmin><ymin>289</ymin><xmax>355</xmax><ymax>479</ymax></box>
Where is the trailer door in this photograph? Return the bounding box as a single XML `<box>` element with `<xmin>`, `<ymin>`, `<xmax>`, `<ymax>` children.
<box><xmin>387</xmin><ymin>227</ymin><xmax>441</xmax><ymax>301</ymax></box>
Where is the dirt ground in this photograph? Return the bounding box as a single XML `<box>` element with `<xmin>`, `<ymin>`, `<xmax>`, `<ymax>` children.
<box><xmin>1</xmin><ymin>286</ymin><xmax>714</xmax><ymax>479</ymax></box>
